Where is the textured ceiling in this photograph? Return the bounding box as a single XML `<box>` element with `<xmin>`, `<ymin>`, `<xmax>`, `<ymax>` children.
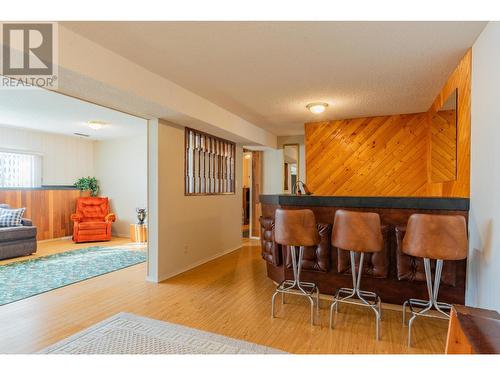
<box><xmin>64</xmin><ymin>21</ymin><xmax>486</xmax><ymax>136</ymax></box>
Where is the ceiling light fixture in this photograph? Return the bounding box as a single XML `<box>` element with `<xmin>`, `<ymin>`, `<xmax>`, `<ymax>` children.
<box><xmin>306</xmin><ymin>102</ymin><xmax>329</xmax><ymax>114</ymax></box>
<box><xmin>87</xmin><ymin>120</ymin><xmax>108</xmax><ymax>130</ymax></box>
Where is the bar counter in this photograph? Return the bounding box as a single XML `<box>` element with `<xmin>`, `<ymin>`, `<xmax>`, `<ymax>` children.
<box><xmin>259</xmin><ymin>194</ymin><xmax>469</xmax><ymax>305</ymax></box>
<box><xmin>260</xmin><ymin>195</ymin><xmax>469</xmax><ymax>211</ymax></box>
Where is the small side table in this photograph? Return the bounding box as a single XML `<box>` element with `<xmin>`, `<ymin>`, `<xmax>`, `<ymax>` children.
<box><xmin>130</xmin><ymin>224</ymin><xmax>147</xmax><ymax>243</ymax></box>
<box><xmin>446</xmin><ymin>304</ymin><xmax>500</xmax><ymax>354</ymax></box>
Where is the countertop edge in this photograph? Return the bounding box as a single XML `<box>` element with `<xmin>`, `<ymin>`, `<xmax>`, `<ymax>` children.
<box><xmin>260</xmin><ymin>194</ymin><xmax>470</xmax><ymax>211</ymax></box>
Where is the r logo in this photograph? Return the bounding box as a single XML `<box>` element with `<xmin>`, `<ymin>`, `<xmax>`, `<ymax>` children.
<box><xmin>2</xmin><ymin>23</ymin><xmax>53</xmax><ymax>75</ymax></box>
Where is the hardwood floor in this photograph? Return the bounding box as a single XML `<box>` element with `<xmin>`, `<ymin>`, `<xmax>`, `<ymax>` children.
<box><xmin>0</xmin><ymin>239</ymin><xmax>448</xmax><ymax>354</ymax></box>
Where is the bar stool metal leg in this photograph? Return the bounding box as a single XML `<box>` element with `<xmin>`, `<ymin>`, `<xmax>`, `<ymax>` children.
<box><xmin>271</xmin><ymin>245</ymin><xmax>319</xmax><ymax>325</ymax></box>
<box><xmin>329</xmin><ymin>251</ymin><xmax>382</xmax><ymax>340</ymax></box>
<box><xmin>403</xmin><ymin>258</ymin><xmax>451</xmax><ymax>347</ymax></box>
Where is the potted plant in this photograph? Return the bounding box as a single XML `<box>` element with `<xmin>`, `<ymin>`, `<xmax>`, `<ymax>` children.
<box><xmin>74</xmin><ymin>176</ymin><xmax>100</xmax><ymax>197</ymax></box>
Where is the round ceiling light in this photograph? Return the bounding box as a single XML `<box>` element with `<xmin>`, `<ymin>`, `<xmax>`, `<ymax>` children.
<box><xmin>87</xmin><ymin>120</ymin><xmax>108</xmax><ymax>130</ymax></box>
<box><xmin>306</xmin><ymin>102</ymin><xmax>329</xmax><ymax>114</ymax></box>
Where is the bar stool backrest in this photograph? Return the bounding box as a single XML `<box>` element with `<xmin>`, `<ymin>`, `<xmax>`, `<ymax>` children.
<box><xmin>402</xmin><ymin>214</ymin><xmax>468</xmax><ymax>261</ymax></box>
<box><xmin>274</xmin><ymin>209</ymin><xmax>319</xmax><ymax>247</ymax></box>
<box><xmin>332</xmin><ymin>209</ymin><xmax>383</xmax><ymax>253</ymax></box>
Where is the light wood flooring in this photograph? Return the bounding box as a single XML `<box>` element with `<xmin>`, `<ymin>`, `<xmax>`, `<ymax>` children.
<box><xmin>0</xmin><ymin>238</ymin><xmax>448</xmax><ymax>354</ymax></box>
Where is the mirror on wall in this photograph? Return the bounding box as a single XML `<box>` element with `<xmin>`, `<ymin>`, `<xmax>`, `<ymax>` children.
<box><xmin>430</xmin><ymin>89</ymin><xmax>458</xmax><ymax>183</ymax></box>
<box><xmin>283</xmin><ymin>144</ymin><xmax>299</xmax><ymax>194</ymax></box>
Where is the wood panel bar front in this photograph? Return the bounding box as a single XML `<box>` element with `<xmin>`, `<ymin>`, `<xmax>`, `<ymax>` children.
<box><xmin>260</xmin><ymin>194</ymin><xmax>469</xmax><ymax>305</ymax></box>
<box><xmin>0</xmin><ymin>188</ymin><xmax>88</xmax><ymax>241</ymax></box>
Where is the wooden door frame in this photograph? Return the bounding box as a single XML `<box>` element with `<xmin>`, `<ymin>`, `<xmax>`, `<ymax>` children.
<box><xmin>250</xmin><ymin>151</ymin><xmax>262</xmax><ymax>238</ymax></box>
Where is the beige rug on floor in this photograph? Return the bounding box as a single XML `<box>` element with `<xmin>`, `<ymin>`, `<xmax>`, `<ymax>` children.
<box><xmin>39</xmin><ymin>312</ymin><xmax>285</xmax><ymax>354</ymax></box>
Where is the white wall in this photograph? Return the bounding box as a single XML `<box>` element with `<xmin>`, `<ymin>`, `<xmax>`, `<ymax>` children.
<box><xmin>0</xmin><ymin>125</ymin><xmax>94</xmax><ymax>185</ymax></box>
<box><xmin>468</xmin><ymin>22</ymin><xmax>500</xmax><ymax>311</ymax></box>
<box><xmin>156</xmin><ymin>120</ymin><xmax>243</xmax><ymax>280</ymax></box>
<box><xmin>94</xmin><ymin>135</ymin><xmax>148</xmax><ymax>237</ymax></box>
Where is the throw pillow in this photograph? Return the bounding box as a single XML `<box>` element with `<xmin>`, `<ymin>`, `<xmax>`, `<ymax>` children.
<box><xmin>0</xmin><ymin>207</ymin><xmax>26</xmax><ymax>227</ymax></box>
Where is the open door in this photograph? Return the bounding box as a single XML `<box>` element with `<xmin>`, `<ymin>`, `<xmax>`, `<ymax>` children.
<box><xmin>242</xmin><ymin>151</ymin><xmax>251</xmax><ymax>238</ymax></box>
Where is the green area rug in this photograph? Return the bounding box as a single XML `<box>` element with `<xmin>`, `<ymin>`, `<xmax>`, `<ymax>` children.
<box><xmin>0</xmin><ymin>245</ymin><xmax>146</xmax><ymax>306</ymax></box>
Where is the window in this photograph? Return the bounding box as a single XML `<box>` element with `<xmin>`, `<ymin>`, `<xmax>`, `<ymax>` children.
<box><xmin>185</xmin><ymin>128</ymin><xmax>235</xmax><ymax>195</ymax></box>
<box><xmin>0</xmin><ymin>151</ymin><xmax>42</xmax><ymax>188</ymax></box>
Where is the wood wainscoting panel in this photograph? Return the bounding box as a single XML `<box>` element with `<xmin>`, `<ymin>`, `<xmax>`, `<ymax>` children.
<box><xmin>305</xmin><ymin>113</ymin><xmax>429</xmax><ymax>197</ymax></box>
<box><xmin>0</xmin><ymin>189</ymin><xmax>86</xmax><ymax>240</ymax></box>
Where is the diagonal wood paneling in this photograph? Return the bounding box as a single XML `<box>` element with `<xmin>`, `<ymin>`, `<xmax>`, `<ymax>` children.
<box><xmin>430</xmin><ymin>109</ymin><xmax>457</xmax><ymax>182</ymax></box>
<box><xmin>306</xmin><ymin>113</ymin><xmax>429</xmax><ymax>197</ymax></box>
<box><xmin>427</xmin><ymin>50</ymin><xmax>471</xmax><ymax>198</ymax></box>
<box><xmin>305</xmin><ymin>49</ymin><xmax>471</xmax><ymax>198</ymax></box>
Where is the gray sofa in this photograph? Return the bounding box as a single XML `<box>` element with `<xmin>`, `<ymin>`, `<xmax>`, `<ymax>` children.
<box><xmin>0</xmin><ymin>204</ymin><xmax>37</xmax><ymax>260</ymax></box>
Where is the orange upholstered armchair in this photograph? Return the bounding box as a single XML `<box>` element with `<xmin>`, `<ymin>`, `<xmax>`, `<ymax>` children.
<box><xmin>71</xmin><ymin>197</ymin><xmax>116</xmax><ymax>243</ymax></box>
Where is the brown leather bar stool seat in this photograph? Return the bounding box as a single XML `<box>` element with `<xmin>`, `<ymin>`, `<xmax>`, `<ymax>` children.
<box><xmin>329</xmin><ymin>209</ymin><xmax>383</xmax><ymax>340</ymax></box>
<box><xmin>272</xmin><ymin>208</ymin><xmax>320</xmax><ymax>325</ymax></box>
<box><xmin>402</xmin><ymin>213</ymin><xmax>468</xmax><ymax>346</ymax></box>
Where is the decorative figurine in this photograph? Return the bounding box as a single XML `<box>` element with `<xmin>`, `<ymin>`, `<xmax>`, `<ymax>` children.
<box><xmin>136</xmin><ymin>208</ymin><xmax>147</xmax><ymax>225</ymax></box>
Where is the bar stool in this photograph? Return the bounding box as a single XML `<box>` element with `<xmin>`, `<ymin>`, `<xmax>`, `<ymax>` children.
<box><xmin>329</xmin><ymin>209</ymin><xmax>383</xmax><ymax>340</ymax></box>
<box><xmin>271</xmin><ymin>208</ymin><xmax>320</xmax><ymax>325</ymax></box>
<box><xmin>402</xmin><ymin>213</ymin><xmax>467</xmax><ymax>346</ymax></box>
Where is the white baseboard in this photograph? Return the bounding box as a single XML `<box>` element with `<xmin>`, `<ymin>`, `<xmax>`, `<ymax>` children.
<box><xmin>249</xmin><ymin>236</ymin><xmax>260</xmax><ymax>240</ymax></box>
<box><xmin>156</xmin><ymin>244</ymin><xmax>243</xmax><ymax>282</ymax></box>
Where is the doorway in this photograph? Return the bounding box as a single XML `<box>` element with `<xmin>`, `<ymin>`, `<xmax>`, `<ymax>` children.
<box><xmin>241</xmin><ymin>149</ymin><xmax>262</xmax><ymax>240</ymax></box>
<box><xmin>242</xmin><ymin>151</ymin><xmax>252</xmax><ymax>238</ymax></box>
<box><xmin>0</xmin><ymin>85</ymin><xmax>149</xmax><ymax>306</ymax></box>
